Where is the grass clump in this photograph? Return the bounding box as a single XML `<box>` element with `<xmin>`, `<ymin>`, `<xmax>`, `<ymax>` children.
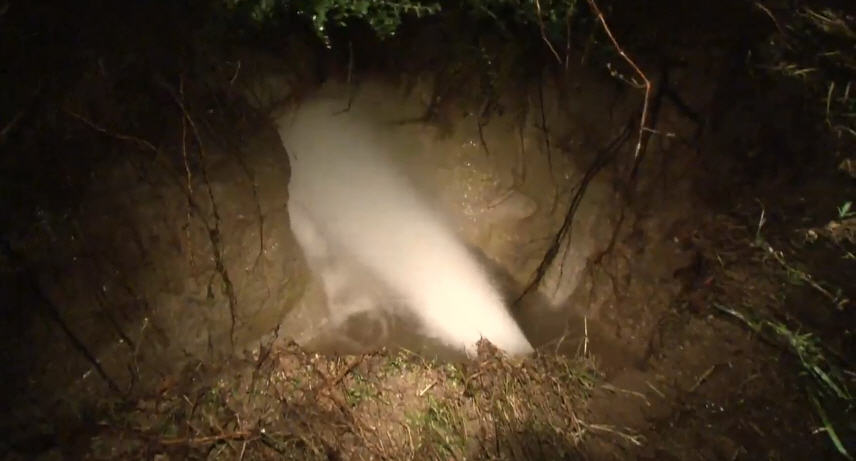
<box><xmin>712</xmin><ymin>205</ymin><xmax>856</xmax><ymax>459</ymax></box>
<box><xmin>715</xmin><ymin>302</ymin><xmax>854</xmax><ymax>459</ymax></box>
<box><xmin>407</xmin><ymin>396</ymin><xmax>468</xmax><ymax>459</ymax></box>
<box><xmin>755</xmin><ymin>4</ymin><xmax>856</xmax><ymax>145</ymax></box>
<box><xmin>62</xmin><ymin>340</ymin><xmax>599</xmax><ymax>460</ymax></box>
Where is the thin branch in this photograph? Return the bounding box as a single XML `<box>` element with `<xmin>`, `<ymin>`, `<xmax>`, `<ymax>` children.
<box><xmin>754</xmin><ymin>2</ymin><xmax>786</xmax><ymax>38</ymax></box>
<box><xmin>313</xmin><ymin>356</ymin><xmax>364</xmax><ymax>401</ymax></box>
<box><xmin>160</xmin><ymin>430</ymin><xmax>254</xmax><ymax>446</ymax></box>
<box><xmin>65</xmin><ymin>109</ymin><xmax>159</xmax><ymax>154</ymax></box>
<box><xmin>180</xmin><ymin>97</ymin><xmax>195</xmax><ymax>269</ymax></box>
<box><xmin>229</xmin><ymin>60</ymin><xmax>242</xmax><ymax>87</ymax></box>
<box><xmin>585</xmin><ymin>0</ymin><xmax>652</xmax><ymax>159</ymax></box>
<box><xmin>534</xmin><ymin>0</ymin><xmax>563</xmax><ymax>65</ymax></box>
<box><xmin>477</xmin><ymin>99</ymin><xmax>492</xmax><ymax>157</ymax></box>
<box><xmin>0</xmin><ymin>109</ymin><xmax>25</xmax><ymax>146</ymax></box>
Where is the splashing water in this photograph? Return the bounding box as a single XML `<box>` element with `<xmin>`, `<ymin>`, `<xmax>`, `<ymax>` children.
<box><xmin>276</xmin><ymin>93</ymin><xmax>533</xmax><ymax>358</ymax></box>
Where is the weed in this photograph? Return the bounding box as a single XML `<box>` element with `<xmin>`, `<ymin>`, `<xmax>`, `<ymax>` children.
<box><xmin>345</xmin><ymin>372</ymin><xmax>377</xmax><ymax>407</ymax></box>
<box><xmin>838</xmin><ymin>201</ymin><xmax>855</xmax><ymax>220</ymax></box>
<box><xmin>407</xmin><ymin>396</ymin><xmax>467</xmax><ymax>458</ymax></box>
<box><xmin>755</xmin><ymin>204</ymin><xmax>850</xmax><ymax>310</ymax></box>
<box><xmin>383</xmin><ymin>350</ymin><xmax>411</xmax><ymax>375</ymax></box>
<box><xmin>714</xmin><ymin>303</ymin><xmax>854</xmax><ymax>459</ymax></box>
<box><xmin>443</xmin><ymin>362</ymin><xmax>465</xmax><ymax>387</ymax></box>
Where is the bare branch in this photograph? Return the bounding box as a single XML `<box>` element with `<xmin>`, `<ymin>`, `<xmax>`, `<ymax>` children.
<box><xmin>534</xmin><ymin>0</ymin><xmax>563</xmax><ymax>65</ymax></box>
<box><xmin>585</xmin><ymin>0</ymin><xmax>652</xmax><ymax>159</ymax></box>
<box><xmin>65</xmin><ymin>109</ymin><xmax>159</xmax><ymax>154</ymax></box>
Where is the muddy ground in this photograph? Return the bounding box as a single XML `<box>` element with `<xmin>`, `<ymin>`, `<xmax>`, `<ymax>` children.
<box><xmin>1</xmin><ymin>0</ymin><xmax>855</xmax><ymax>460</ymax></box>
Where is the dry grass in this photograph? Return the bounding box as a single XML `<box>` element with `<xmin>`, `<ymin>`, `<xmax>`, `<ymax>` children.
<box><xmin>79</xmin><ymin>339</ymin><xmax>598</xmax><ymax>460</ymax></box>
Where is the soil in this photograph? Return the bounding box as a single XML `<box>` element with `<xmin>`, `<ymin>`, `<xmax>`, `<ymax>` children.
<box><xmin>1</xmin><ymin>0</ymin><xmax>854</xmax><ymax>460</ymax></box>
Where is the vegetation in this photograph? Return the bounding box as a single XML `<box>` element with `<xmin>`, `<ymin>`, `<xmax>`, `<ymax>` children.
<box><xmin>84</xmin><ymin>341</ymin><xmax>599</xmax><ymax>459</ymax></box>
<box><xmin>746</xmin><ymin>8</ymin><xmax>856</xmax><ymax>457</ymax></box>
<box><xmin>224</xmin><ymin>0</ymin><xmax>582</xmax><ymax>42</ymax></box>
<box><xmin>758</xmin><ymin>6</ymin><xmax>856</xmax><ymax>142</ymax></box>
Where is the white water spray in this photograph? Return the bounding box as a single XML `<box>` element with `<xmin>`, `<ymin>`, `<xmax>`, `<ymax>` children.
<box><xmin>276</xmin><ymin>92</ymin><xmax>534</xmax><ymax>358</ymax></box>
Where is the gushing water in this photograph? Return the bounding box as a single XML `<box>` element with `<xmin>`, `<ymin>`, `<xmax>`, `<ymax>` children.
<box><xmin>276</xmin><ymin>93</ymin><xmax>533</xmax><ymax>358</ymax></box>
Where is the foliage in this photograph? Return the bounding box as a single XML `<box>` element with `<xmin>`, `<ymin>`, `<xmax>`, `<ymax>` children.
<box><xmin>750</xmin><ymin>12</ymin><xmax>856</xmax><ymax>453</ymax></box>
<box><xmin>757</xmin><ymin>5</ymin><xmax>856</xmax><ymax>141</ymax></box>
<box><xmin>463</xmin><ymin>0</ymin><xmax>580</xmax><ymax>40</ymax></box>
<box><xmin>736</xmin><ymin>203</ymin><xmax>856</xmax><ymax>458</ymax></box>
<box><xmin>838</xmin><ymin>201</ymin><xmax>855</xmax><ymax>219</ymax></box>
<box><xmin>715</xmin><ymin>302</ymin><xmax>854</xmax><ymax>459</ymax></box>
<box><xmin>223</xmin><ymin>0</ymin><xmax>440</xmax><ymax>41</ymax></box>
<box><xmin>222</xmin><ymin>0</ymin><xmax>581</xmax><ymax>46</ymax></box>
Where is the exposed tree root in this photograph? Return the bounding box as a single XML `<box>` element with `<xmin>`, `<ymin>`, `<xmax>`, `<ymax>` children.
<box><xmin>515</xmin><ymin>120</ymin><xmax>633</xmax><ymax>306</ymax></box>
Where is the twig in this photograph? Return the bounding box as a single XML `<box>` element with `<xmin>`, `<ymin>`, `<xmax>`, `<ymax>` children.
<box><xmin>238</xmin><ymin>440</ymin><xmax>247</xmax><ymax>461</ymax></box>
<box><xmin>583</xmin><ymin>422</ymin><xmax>645</xmax><ymax>446</ymax></box>
<box><xmin>533</xmin><ymin>0</ymin><xmax>563</xmax><ymax>64</ymax></box>
<box><xmin>180</xmin><ymin>97</ymin><xmax>195</xmax><ymax>269</ymax></box>
<box><xmin>417</xmin><ymin>380</ymin><xmax>437</xmax><ymax>396</ymax></box>
<box><xmin>827</xmin><ymin>82</ymin><xmax>835</xmax><ymax>128</ymax></box>
<box><xmin>689</xmin><ymin>364</ymin><xmax>717</xmax><ymax>392</ymax></box>
<box><xmin>585</xmin><ymin>0</ymin><xmax>652</xmax><ymax>159</ymax></box>
<box><xmin>645</xmin><ymin>381</ymin><xmax>666</xmax><ymax>399</ymax></box>
<box><xmin>601</xmin><ymin>383</ymin><xmax>650</xmax><ymax>406</ymax></box>
<box><xmin>65</xmin><ymin>109</ymin><xmax>159</xmax><ymax>154</ymax></box>
<box><xmin>754</xmin><ymin>2</ymin><xmax>786</xmax><ymax>37</ymax></box>
<box><xmin>229</xmin><ymin>60</ymin><xmax>242</xmax><ymax>86</ymax></box>
<box><xmin>0</xmin><ymin>109</ymin><xmax>24</xmax><ymax>146</ymax></box>
<box><xmin>313</xmin><ymin>356</ymin><xmax>365</xmax><ymax>403</ymax></box>
<box><xmin>552</xmin><ymin>328</ymin><xmax>569</xmax><ymax>355</ymax></box>
<box><xmin>477</xmin><ymin>100</ymin><xmax>492</xmax><ymax>157</ymax></box>
<box><xmin>330</xmin><ymin>356</ymin><xmax>364</xmax><ymax>387</ymax></box>
<box><xmin>583</xmin><ymin>316</ymin><xmax>589</xmax><ymax>356</ymax></box>
<box><xmin>160</xmin><ymin>430</ymin><xmax>254</xmax><ymax>446</ymax></box>
<box><xmin>62</xmin><ymin>110</ymin><xmax>195</xmax><ymax>212</ymax></box>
